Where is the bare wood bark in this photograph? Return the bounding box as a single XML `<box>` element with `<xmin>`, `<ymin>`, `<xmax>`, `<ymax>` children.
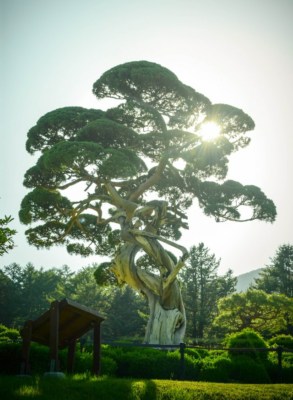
<box><xmin>102</xmin><ymin>169</ymin><xmax>188</xmax><ymax>344</ymax></box>
<box><xmin>110</xmin><ymin>231</ymin><xmax>187</xmax><ymax>344</ymax></box>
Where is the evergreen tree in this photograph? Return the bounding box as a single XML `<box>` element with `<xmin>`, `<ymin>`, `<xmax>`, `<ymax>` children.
<box><xmin>0</xmin><ymin>263</ymin><xmax>71</xmax><ymax>326</ymax></box>
<box><xmin>19</xmin><ymin>61</ymin><xmax>276</xmax><ymax>344</ymax></box>
<box><xmin>104</xmin><ymin>286</ymin><xmax>147</xmax><ymax>340</ymax></box>
<box><xmin>180</xmin><ymin>243</ymin><xmax>236</xmax><ymax>339</ymax></box>
<box><xmin>213</xmin><ymin>289</ymin><xmax>293</xmax><ymax>336</ymax></box>
<box><xmin>0</xmin><ymin>269</ymin><xmax>20</xmax><ymax>326</ymax></box>
<box><xmin>254</xmin><ymin>244</ymin><xmax>293</xmax><ymax>297</ymax></box>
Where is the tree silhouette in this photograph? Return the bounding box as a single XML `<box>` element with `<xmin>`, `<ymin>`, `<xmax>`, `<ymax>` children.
<box><xmin>19</xmin><ymin>61</ymin><xmax>276</xmax><ymax>344</ymax></box>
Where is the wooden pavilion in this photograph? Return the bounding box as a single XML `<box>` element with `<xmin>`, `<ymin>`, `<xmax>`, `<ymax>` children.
<box><xmin>20</xmin><ymin>298</ymin><xmax>104</xmax><ymax>376</ymax></box>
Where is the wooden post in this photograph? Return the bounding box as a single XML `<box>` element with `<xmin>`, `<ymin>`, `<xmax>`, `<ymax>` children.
<box><xmin>67</xmin><ymin>340</ymin><xmax>76</xmax><ymax>374</ymax></box>
<box><xmin>93</xmin><ymin>322</ymin><xmax>101</xmax><ymax>376</ymax></box>
<box><xmin>179</xmin><ymin>342</ymin><xmax>186</xmax><ymax>380</ymax></box>
<box><xmin>49</xmin><ymin>300</ymin><xmax>60</xmax><ymax>372</ymax></box>
<box><xmin>20</xmin><ymin>320</ymin><xmax>32</xmax><ymax>375</ymax></box>
<box><xmin>277</xmin><ymin>346</ymin><xmax>283</xmax><ymax>382</ymax></box>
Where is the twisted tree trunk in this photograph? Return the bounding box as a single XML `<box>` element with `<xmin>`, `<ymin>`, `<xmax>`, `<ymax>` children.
<box><xmin>111</xmin><ymin>237</ymin><xmax>186</xmax><ymax>344</ymax></box>
<box><xmin>104</xmin><ymin>183</ymin><xmax>187</xmax><ymax>344</ymax></box>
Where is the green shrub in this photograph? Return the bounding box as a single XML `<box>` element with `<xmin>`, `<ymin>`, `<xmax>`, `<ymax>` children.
<box><xmin>0</xmin><ymin>326</ymin><xmax>21</xmax><ymax>342</ymax></box>
<box><xmin>281</xmin><ymin>357</ymin><xmax>293</xmax><ymax>383</ymax></box>
<box><xmin>100</xmin><ymin>356</ymin><xmax>117</xmax><ymax>376</ymax></box>
<box><xmin>0</xmin><ymin>324</ymin><xmax>8</xmax><ymax>334</ymax></box>
<box><xmin>0</xmin><ymin>336</ymin><xmax>11</xmax><ymax>343</ymax></box>
<box><xmin>101</xmin><ymin>346</ymin><xmax>199</xmax><ymax>380</ymax></box>
<box><xmin>29</xmin><ymin>343</ymin><xmax>55</xmax><ymax>373</ymax></box>
<box><xmin>266</xmin><ymin>350</ymin><xmax>293</xmax><ymax>383</ymax></box>
<box><xmin>0</xmin><ymin>342</ymin><xmax>22</xmax><ymax>374</ymax></box>
<box><xmin>112</xmin><ymin>348</ymin><xmax>171</xmax><ymax>379</ymax></box>
<box><xmin>268</xmin><ymin>334</ymin><xmax>293</xmax><ymax>350</ymax></box>
<box><xmin>199</xmin><ymin>355</ymin><xmax>232</xmax><ymax>382</ymax></box>
<box><xmin>0</xmin><ymin>341</ymin><xmax>115</xmax><ymax>376</ymax></box>
<box><xmin>70</xmin><ymin>349</ymin><xmax>92</xmax><ymax>373</ymax></box>
<box><xmin>230</xmin><ymin>355</ymin><xmax>271</xmax><ymax>383</ymax></box>
<box><xmin>224</xmin><ymin>328</ymin><xmax>268</xmax><ymax>362</ymax></box>
<box><xmin>193</xmin><ymin>347</ymin><xmax>210</xmax><ymax>358</ymax></box>
<box><xmin>183</xmin><ymin>354</ymin><xmax>201</xmax><ymax>381</ymax></box>
<box><xmin>184</xmin><ymin>347</ymin><xmax>202</xmax><ymax>359</ymax></box>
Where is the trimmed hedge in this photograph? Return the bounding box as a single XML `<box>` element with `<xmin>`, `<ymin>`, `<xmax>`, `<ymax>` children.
<box><xmin>0</xmin><ymin>325</ymin><xmax>21</xmax><ymax>343</ymax></box>
<box><xmin>224</xmin><ymin>328</ymin><xmax>268</xmax><ymax>362</ymax></box>
<box><xmin>0</xmin><ymin>341</ymin><xmax>292</xmax><ymax>383</ymax></box>
<box><xmin>268</xmin><ymin>334</ymin><xmax>293</xmax><ymax>350</ymax></box>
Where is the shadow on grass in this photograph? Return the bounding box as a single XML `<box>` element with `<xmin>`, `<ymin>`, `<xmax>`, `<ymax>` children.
<box><xmin>0</xmin><ymin>375</ymin><xmax>159</xmax><ymax>400</ymax></box>
<box><xmin>79</xmin><ymin>377</ymin><xmax>158</xmax><ymax>400</ymax></box>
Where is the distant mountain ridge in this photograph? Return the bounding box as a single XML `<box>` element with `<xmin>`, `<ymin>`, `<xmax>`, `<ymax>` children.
<box><xmin>236</xmin><ymin>268</ymin><xmax>263</xmax><ymax>292</ymax></box>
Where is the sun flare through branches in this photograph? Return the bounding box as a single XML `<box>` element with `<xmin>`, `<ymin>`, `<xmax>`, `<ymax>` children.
<box><xmin>198</xmin><ymin>121</ymin><xmax>221</xmax><ymax>141</ymax></box>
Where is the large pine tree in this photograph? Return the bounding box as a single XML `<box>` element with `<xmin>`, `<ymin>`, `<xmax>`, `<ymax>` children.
<box><xmin>19</xmin><ymin>61</ymin><xmax>276</xmax><ymax>344</ymax></box>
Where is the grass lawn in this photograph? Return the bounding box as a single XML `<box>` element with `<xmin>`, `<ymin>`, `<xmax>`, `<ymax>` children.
<box><xmin>0</xmin><ymin>375</ymin><xmax>292</xmax><ymax>400</ymax></box>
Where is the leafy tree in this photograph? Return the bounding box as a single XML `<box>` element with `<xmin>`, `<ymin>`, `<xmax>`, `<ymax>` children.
<box><xmin>0</xmin><ymin>263</ymin><xmax>71</xmax><ymax>326</ymax></box>
<box><xmin>104</xmin><ymin>286</ymin><xmax>147</xmax><ymax>340</ymax></box>
<box><xmin>253</xmin><ymin>244</ymin><xmax>293</xmax><ymax>297</ymax></box>
<box><xmin>19</xmin><ymin>61</ymin><xmax>276</xmax><ymax>344</ymax></box>
<box><xmin>0</xmin><ymin>215</ymin><xmax>16</xmax><ymax>256</ymax></box>
<box><xmin>68</xmin><ymin>265</ymin><xmax>108</xmax><ymax>308</ymax></box>
<box><xmin>0</xmin><ymin>262</ymin><xmax>146</xmax><ymax>339</ymax></box>
<box><xmin>213</xmin><ymin>289</ymin><xmax>293</xmax><ymax>337</ymax></box>
<box><xmin>180</xmin><ymin>243</ymin><xmax>236</xmax><ymax>339</ymax></box>
<box><xmin>0</xmin><ymin>269</ymin><xmax>20</xmax><ymax>326</ymax></box>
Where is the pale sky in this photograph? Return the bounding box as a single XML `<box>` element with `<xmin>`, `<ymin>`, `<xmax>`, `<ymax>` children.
<box><xmin>1</xmin><ymin>0</ymin><xmax>293</xmax><ymax>276</ymax></box>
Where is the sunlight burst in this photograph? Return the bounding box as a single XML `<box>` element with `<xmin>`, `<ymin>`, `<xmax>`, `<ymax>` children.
<box><xmin>198</xmin><ymin>121</ymin><xmax>221</xmax><ymax>141</ymax></box>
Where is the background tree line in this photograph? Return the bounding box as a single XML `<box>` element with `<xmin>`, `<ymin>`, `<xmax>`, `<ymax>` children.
<box><xmin>0</xmin><ymin>243</ymin><xmax>292</xmax><ymax>342</ymax></box>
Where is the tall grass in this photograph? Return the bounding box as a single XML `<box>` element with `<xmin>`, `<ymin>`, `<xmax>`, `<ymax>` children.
<box><xmin>0</xmin><ymin>375</ymin><xmax>292</xmax><ymax>400</ymax></box>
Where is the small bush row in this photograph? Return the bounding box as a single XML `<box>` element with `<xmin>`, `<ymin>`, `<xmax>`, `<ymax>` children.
<box><xmin>0</xmin><ymin>343</ymin><xmax>292</xmax><ymax>383</ymax></box>
<box><xmin>0</xmin><ymin>329</ymin><xmax>292</xmax><ymax>383</ymax></box>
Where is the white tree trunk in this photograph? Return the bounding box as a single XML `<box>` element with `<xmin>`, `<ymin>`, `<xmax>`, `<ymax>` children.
<box><xmin>111</xmin><ymin>241</ymin><xmax>186</xmax><ymax>345</ymax></box>
<box><xmin>144</xmin><ymin>296</ymin><xmax>185</xmax><ymax>344</ymax></box>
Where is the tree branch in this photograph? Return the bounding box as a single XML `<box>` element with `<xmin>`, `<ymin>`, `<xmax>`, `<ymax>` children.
<box><xmin>104</xmin><ymin>182</ymin><xmax>138</xmax><ymax>219</ymax></box>
<box><xmin>128</xmin><ymin>228</ymin><xmax>188</xmax><ymax>256</ymax></box>
<box><xmin>163</xmin><ymin>256</ymin><xmax>187</xmax><ymax>292</ymax></box>
<box><xmin>128</xmin><ymin>156</ymin><xmax>169</xmax><ymax>202</ymax></box>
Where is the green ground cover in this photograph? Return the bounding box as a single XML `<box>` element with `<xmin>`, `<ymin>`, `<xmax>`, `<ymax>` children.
<box><xmin>0</xmin><ymin>375</ymin><xmax>292</xmax><ymax>400</ymax></box>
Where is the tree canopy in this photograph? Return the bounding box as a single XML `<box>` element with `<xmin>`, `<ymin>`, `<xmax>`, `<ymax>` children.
<box><xmin>213</xmin><ymin>289</ymin><xmax>293</xmax><ymax>336</ymax></box>
<box><xmin>253</xmin><ymin>244</ymin><xmax>293</xmax><ymax>297</ymax></box>
<box><xmin>0</xmin><ymin>263</ymin><xmax>146</xmax><ymax>340</ymax></box>
<box><xmin>19</xmin><ymin>61</ymin><xmax>276</xmax><ymax>344</ymax></box>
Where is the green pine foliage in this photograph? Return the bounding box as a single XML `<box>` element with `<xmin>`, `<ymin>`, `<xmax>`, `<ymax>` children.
<box><xmin>253</xmin><ymin>244</ymin><xmax>293</xmax><ymax>297</ymax></box>
<box><xmin>180</xmin><ymin>243</ymin><xmax>236</xmax><ymax>340</ymax></box>
<box><xmin>18</xmin><ymin>60</ymin><xmax>278</xmax><ymax>345</ymax></box>
<box><xmin>0</xmin><ymin>215</ymin><xmax>16</xmax><ymax>256</ymax></box>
